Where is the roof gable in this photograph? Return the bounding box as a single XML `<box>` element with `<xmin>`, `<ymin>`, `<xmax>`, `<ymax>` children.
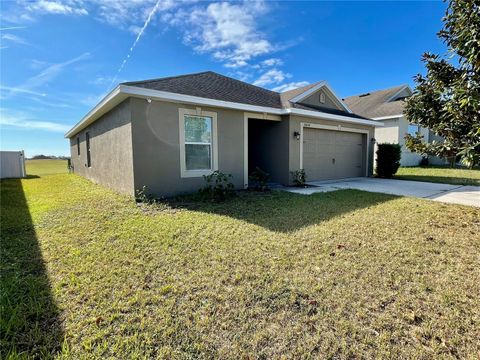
<box><xmin>282</xmin><ymin>81</ymin><xmax>352</xmax><ymax>113</ymax></box>
<box><xmin>344</xmin><ymin>85</ymin><xmax>412</xmax><ymax>119</ymax></box>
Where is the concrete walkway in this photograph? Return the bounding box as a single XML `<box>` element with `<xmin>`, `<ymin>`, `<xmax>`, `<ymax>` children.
<box><xmin>284</xmin><ymin>177</ymin><xmax>480</xmax><ymax>207</ymax></box>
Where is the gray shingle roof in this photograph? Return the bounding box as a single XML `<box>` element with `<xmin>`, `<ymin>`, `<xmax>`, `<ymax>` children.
<box><xmin>123</xmin><ymin>71</ymin><xmax>282</xmax><ymax>108</ymax></box>
<box><xmin>344</xmin><ymin>85</ymin><xmax>408</xmax><ymax>118</ymax></box>
<box><xmin>122</xmin><ymin>71</ymin><xmax>366</xmax><ymax>120</ymax></box>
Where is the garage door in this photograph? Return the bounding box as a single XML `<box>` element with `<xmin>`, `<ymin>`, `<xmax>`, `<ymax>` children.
<box><xmin>303</xmin><ymin>128</ymin><xmax>366</xmax><ymax>181</ymax></box>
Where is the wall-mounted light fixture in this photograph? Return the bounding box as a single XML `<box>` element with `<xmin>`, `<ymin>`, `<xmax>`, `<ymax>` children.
<box><xmin>371</xmin><ymin>137</ymin><xmax>376</xmax><ymax>143</ymax></box>
<box><xmin>294</xmin><ymin>131</ymin><xmax>301</xmax><ymax>140</ymax></box>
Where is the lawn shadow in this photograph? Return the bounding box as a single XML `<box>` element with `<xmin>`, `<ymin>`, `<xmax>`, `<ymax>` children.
<box><xmin>0</xmin><ymin>179</ymin><xmax>64</xmax><ymax>357</ymax></box>
<box><xmin>163</xmin><ymin>189</ymin><xmax>397</xmax><ymax>233</ymax></box>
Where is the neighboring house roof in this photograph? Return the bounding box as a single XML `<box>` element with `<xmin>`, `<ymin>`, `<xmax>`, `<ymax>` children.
<box><xmin>66</xmin><ymin>71</ymin><xmax>381</xmax><ymax>138</ymax></box>
<box><xmin>344</xmin><ymin>85</ymin><xmax>411</xmax><ymax>119</ymax></box>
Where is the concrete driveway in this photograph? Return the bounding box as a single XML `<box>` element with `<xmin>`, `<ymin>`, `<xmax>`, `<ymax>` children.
<box><xmin>285</xmin><ymin>177</ymin><xmax>480</xmax><ymax>207</ymax></box>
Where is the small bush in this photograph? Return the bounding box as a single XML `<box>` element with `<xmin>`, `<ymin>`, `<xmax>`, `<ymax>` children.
<box><xmin>135</xmin><ymin>185</ymin><xmax>153</xmax><ymax>203</ymax></box>
<box><xmin>199</xmin><ymin>171</ymin><xmax>235</xmax><ymax>202</ymax></box>
<box><xmin>290</xmin><ymin>169</ymin><xmax>307</xmax><ymax>187</ymax></box>
<box><xmin>249</xmin><ymin>167</ymin><xmax>270</xmax><ymax>191</ymax></box>
<box><xmin>376</xmin><ymin>143</ymin><xmax>401</xmax><ymax>178</ymax></box>
<box><xmin>419</xmin><ymin>156</ymin><xmax>429</xmax><ymax>166</ymax></box>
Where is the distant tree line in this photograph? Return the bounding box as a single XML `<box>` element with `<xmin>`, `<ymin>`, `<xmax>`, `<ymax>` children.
<box><xmin>29</xmin><ymin>155</ymin><xmax>70</xmax><ymax>160</ymax></box>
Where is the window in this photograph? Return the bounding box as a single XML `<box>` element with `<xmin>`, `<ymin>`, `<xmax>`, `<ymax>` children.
<box><xmin>86</xmin><ymin>132</ymin><xmax>91</xmax><ymax>167</ymax></box>
<box><xmin>76</xmin><ymin>137</ymin><xmax>80</xmax><ymax>156</ymax></box>
<box><xmin>179</xmin><ymin>108</ymin><xmax>217</xmax><ymax>177</ymax></box>
<box><xmin>319</xmin><ymin>91</ymin><xmax>326</xmax><ymax>104</ymax></box>
<box><xmin>407</xmin><ymin>124</ymin><xmax>419</xmax><ymax>136</ymax></box>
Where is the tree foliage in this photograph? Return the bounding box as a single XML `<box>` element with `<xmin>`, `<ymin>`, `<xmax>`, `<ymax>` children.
<box><xmin>404</xmin><ymin>0</ymin><xmax>480</xmax><ymax>168</ymax></box>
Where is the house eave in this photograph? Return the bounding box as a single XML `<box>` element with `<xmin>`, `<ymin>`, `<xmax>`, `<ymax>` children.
<box><xmin>64</xmin><ymin>86</ymin><xmax>127</xmax><ymax>138</ymax></box>
<box><xmin>65</xmin><ymin>85</ymin><xmax>382</xmax><ymax>138</ymax></box>
<box><xmin>287</xmin><ymin>109</ymin><xmax>383</xmax><ymax>127</ymax></box>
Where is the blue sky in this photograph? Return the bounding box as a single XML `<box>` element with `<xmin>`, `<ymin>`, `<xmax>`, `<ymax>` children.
<box><xmin>1</xmin><ymin>0</ymin><xmax>447</xmax><ymax>157</ymax></box>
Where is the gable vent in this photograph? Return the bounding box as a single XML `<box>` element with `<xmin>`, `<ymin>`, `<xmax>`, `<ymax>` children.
<box><xmin>319</xmin><ymin>91</ymin><xmax>326</xmax><ymax>104</ymax></box>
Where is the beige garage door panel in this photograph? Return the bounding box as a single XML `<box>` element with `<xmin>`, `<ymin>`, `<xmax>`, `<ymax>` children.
<box><xmin>303</xmin><ymin>128</ymin><xmax>365</xmax><ymax>181</ymax></box>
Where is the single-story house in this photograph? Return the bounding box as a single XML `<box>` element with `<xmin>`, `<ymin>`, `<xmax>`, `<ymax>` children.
<box><xmin>344</xmin><ymin>85</ymin><xmax>445</xmax><ymax>166</ymax></box>
<box><xmin>65</xmin><ymin>71</ymin><xmax>382</xmax><ymax>196</ymax></box>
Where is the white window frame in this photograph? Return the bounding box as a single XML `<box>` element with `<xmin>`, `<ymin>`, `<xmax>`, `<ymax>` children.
<box><xmin>179</xmin><ymin>108</ymin><xmax>218</xmax><ymax>178</ymax></box>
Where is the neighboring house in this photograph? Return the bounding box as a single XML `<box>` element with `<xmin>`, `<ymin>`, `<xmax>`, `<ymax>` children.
<box><xmin>344</xmin><ymin>85</ymin><xmax>445</xmax><ymax>166</ymax></box>
<box><xmin>65</xmin><ymin>71</ymin><xmax>381</xmax><ymax>197</ymax></box>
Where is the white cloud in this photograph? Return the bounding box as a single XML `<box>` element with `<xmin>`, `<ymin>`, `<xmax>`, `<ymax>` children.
<box><xmin>0</xmin><ymin>109</ymin><xmax>71</xmax><ymax>132</ymax></box>
<box><xmin>20</xmin><ymin>52</ymin><xmax>90</xmax><ymax>92</ymax></box>
<box><xmin>1</xmin><ymin>33</ymin><xmax>30</xmax><ymax>46</ymax></box>
<box><xmin>29</xmin><ymin>59</ymin><xmax>49</xmax><ymax>70</ymax></box>
<box><xmin>177</xmin><ymin>1</ymin><xmax>274</xmax><ymax>68</ymax></box>
<box><xmin>89</xmin><ymin>76</ymin><xmax>114</xmax><ymax>86</ymax></box>
<box><xmin>1</xmin><ymin>52</ymin><xmax>90</xmax><ymax>100</ymax></box>
<box><xmin>262</xmin><ymin>58</ymin><xmax>283</xmax><ymax>67</ymax></box>
<box><xmin>26</xmin><ymin>0</ymin><xmax>88</xmax><ymax>15</ymax></box>
<box><xmin>78</xmin><ymin>93</ymin><xmax>106</xmax><ymax>107</ymax></box>
<box><xmin>271</xmin><ymin>81</ymin><xmax>310</xmax><ymax>92</ymax></box>
<box><xmin>253</xmin><ymin>69</ymin><xmax>291</xmax><ymax>87</ymax></box>
<box><xmin>94</xmin><ymin>0</ymin><xmax>180</xmax><ymax>33</ymax></box>
<box><xmin>0</xmin><ymin>26</ymin><xmax>27</xmax><ymax>31</ymax></box>
<box><xmin>0</xmin><ymin>85</ymin><xmax>46</xmax><ymax>97</ymax></box>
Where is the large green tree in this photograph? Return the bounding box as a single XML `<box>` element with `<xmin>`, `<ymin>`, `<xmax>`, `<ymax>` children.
<box><xmin>404</xmin><ymin>0</ymin><xmax>480</xmax><ymax>168</ymax></box>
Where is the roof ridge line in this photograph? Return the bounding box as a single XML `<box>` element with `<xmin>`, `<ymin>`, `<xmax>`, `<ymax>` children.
<box><xmin>345</xmin><ymin>84</ymin><xmax>409</xmax><ymax>98</ymax></box>
<box><xmin>121</xmin><ymin>71</ymin><xmax>214</xmax><ymax>85</ymax></box>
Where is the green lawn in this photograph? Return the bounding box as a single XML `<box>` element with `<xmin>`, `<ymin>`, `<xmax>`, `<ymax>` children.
<box><xmin>1</xmin><ymin>164</ymin><xmax>479</xmax><ymax>358</ymax></box>
<box><xmin>26</xmin><ymin>159</ymin><xmax>68</xmax><ymax>177</ymax></box>
<box><xmin>395</xmin><ymin>166</ymin><xmax>480</xmax><ymax>186</ymax></box>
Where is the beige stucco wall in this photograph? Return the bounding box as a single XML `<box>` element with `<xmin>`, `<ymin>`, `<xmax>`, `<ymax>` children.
<box><xmin>288</xmin><ymin>115</ymin><xmax>376</xmax><ymax>180</ymax></box>
<box><xmin>373</xmin><ymin>116</ymin><xmax>431</xmax><ymax>167</ymax></box>
<box><xmin>130</xmin><ymin>98</ymin><xmax>245</xmax><ymax>197</ymax></box>
<box><xmin>69</xmin><ymin>99</ymin><xmax>135</xmax><ymax>195</ymax></box>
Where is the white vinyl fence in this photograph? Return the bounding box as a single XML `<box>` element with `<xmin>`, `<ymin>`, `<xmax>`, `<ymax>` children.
<box><xmin>0</xmin><ymin>151</ymin><xmax>26</xmax><ymax>179</ymax></box>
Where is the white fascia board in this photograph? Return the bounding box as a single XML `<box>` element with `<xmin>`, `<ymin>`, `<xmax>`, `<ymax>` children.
<box><xmin>371</xmin><ymin>114</ymin><xmax>404</xmax><ymax>120</ymax></box>
<box><xmin>288</xmin><ymin>81</ymin><xmax>353</xmax><ymax>113</ymax></box>
<box><xmin>65</xmin><ymin>85</ymin><xmax>382</xmax><ymax>137</ymax></box>
<box><xmin>287</xmin><ymin>108</ymin><xmax>383</xmax><ymax>127</ymax></box>
<box><xmin>64</xmin><ymin>86</ymin><xmax>126</xmax><ymax>138</ymax></box>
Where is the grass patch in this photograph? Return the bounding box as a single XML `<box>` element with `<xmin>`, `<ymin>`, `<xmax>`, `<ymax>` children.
<box><xmin>395</xmin><ymin>166</ymin><xmax>480</xmax><ymax>186</ymax></box>
<box><xmin>1</xmin><ymin>167</ymin><xmax>479</xmax><ymax>358</ymax></box>
<box><xmin>26</xmin><ymin>159</ymin><xmax>68</xmax><ymax>177</ymax></box>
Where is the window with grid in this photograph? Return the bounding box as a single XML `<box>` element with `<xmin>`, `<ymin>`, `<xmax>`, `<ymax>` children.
<box><xmin>183</xmin><ymin>115</ymin><xmax>212</xmax><ymax>170</ymax></box>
